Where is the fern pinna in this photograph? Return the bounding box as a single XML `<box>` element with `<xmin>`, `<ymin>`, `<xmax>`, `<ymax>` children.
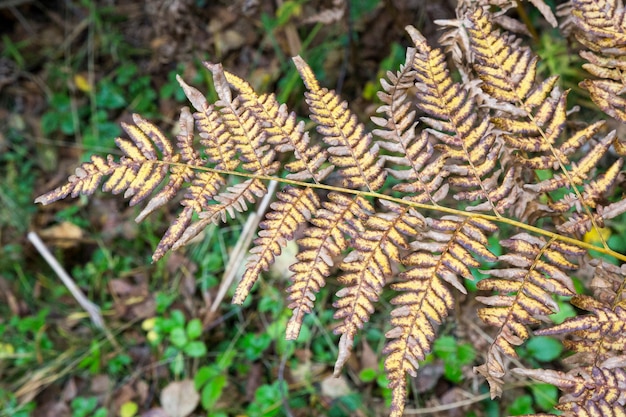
<box><xmin>36</xmin><ymin>5</ymin><xmax>626</xmax><ymax>416</ymax></box>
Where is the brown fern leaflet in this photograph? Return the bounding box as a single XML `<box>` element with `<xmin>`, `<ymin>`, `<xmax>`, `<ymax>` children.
<box><xmin>572</xmin><ymin>0</ymin><xmax>626</xmax><ymax>123</ymax></box>
<box><xmin>35</xmin><ymin>5</ymin><xmax>626</xmax><ymax>417</ymax></box>
<box><xmin>515</xmin><ymin>261</ymin><xmax>626</xmax><ymax>415</ymax></box>
<box><xmin>286</xmin><ymin>193</ymin><xmax>372</xmax><ymax>340</ymax></box>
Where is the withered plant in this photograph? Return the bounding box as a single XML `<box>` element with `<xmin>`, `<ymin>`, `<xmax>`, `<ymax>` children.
<box><xmin>36</xmin><ymin>2</ymin><xmax>626</xmax><ymax>416</ymax></box>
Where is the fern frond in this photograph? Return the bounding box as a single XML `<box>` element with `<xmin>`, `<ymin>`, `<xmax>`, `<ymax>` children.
<box><xmin>384</xmin><ymin>216</ymin><xmax>497</xmax><ymax>417</ymax></box>
<box><xmin>162</xmin><ymin>65</ymin><xmax>284</xmax><ymax>249</ymax></box>
<box><xmin>35</xmin><ymin>113</ymin><xmax>175</xmax><ymax>208</ymax></box>
<box><xmin>572</xmin><ymin>0</ymin><xmax>626</xmax><ymax>47</ymax></box>
<box><xmin>516</xmin><ymin>260</ymin><xmax>626</xmax><ymax>416</ymax></box>
<box><xmin>199</xmin><ymin>178</ymin><xmax>268</xmax><ymax>225</ymax></box>
<box><xmin>223</xmin><ymin>70</ymin><xmax>334</xmax><ymax>183</ymax></box>
<box><xmin>176</xmin><ymin>75</ymin><xmax>238</xmax><ymax>171</ymax></box>
<box><xmin>580</xmin><ymin>78</ymin><xmax>626</xmax><ymax>124</ymax></box>
<box><xmin>476</xmin><ymin>234</ymin><xmax>585</xmax><ymax>396</ymax></box>
<box><xmin>466</xmin><ymin>7</ymin><xmax>579</xmax><ymax>171</ymax></box>
<box><xmin>373</xmin><ymin>47</ymin><xmax>449</xmax><ymax>204</ymax></box>
<box><xmin>535</xmin><ymin>295</ymin><xmax>626</xmax><ymax>365</ymax></box>
<box><xmin>333</xmin><ymin>201</ymin><xmax>423</xmax><ymax>375</ymax></box>
<box><xmin>588</xmin><ymin>260</ymin><xmax>626</xmax><ymax>306</ymax></box>
<box><xmin>466</xmin><ymin>7</ymin><xmax>620</xmax><ymax>237</ymax></box>
<box><xmin>151</xmin><ymin>171</ymin><xmax>226</xmax><ymax>261</ymax></box>
<box><xmin>550</xmin><ymin>156</ymin><xmax>623</xmax><ymax>216</ymax></box>
<box><xmin>33</xmin><ymin>11</ymin><xmax>626</xmax><ymax>415</ymax></box>
<box><xmin>285</xmin><ymin>193</ymin><xmax>372</xmax><ymax>340</ymax></box>
<box><xmin>136</xmin><ymin>107</ymin><xmax>199</xmax><ymax>223</ymax></box>
<box><xmin>233</xmin><ymin>186</ymin><xmax>320</xmax><ymax>304</ymax></box>
<box><xmin>153</xmin><ymin>74</ymin><xmax>269</xmax><ymax>257</ymax></box>
<box><xmin>555</xmin><ymin>400</ymin><xmax>626</xmax><ymax>417</ymax></box>
<box><xmin>406</xmin><ymin>25</ymin><xmax>515</xmax><ymax>215</ymax></box>
<box><xmin>207</xmin><ymin>63</ymin><xmax>279</xmax><ymax>176</ymax></box>
<box><xmin>514</xmin><ymin>366</ymin><xmax>626</xmax><ymax>416</ymax></box>
<box><xmin>160</xmin><ymin>178</ymin><xmax>268</xmax><ymax>257</ymax></box>
<box><xmin>572</xmin><ymin>0</ymin><xmax>626</xmax><ymax>123</ymax></box>
<box><xmin>525</xmin><ymin>132</ymin><xmax>619</xmax><ymax>193</ymax></box>
<box><xmin>292</xmin><ymin>56</ymin><xmax>387</xmax><ymax>191</ymax></box>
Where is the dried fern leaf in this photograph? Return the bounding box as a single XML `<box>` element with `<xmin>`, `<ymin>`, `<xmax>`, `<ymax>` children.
<box><xmin>33</xmin><ymin>15</ymin><xmax>626</xmax><ymax>416</ymax></box>
<box><xmin>136</xmin><ymin>107</ymin><xmax>198</xmax><ymax>223</ymax></box>
<box><xmin>176</xmin><ymin>75</ymin><xmax>239</xmax><ymax>171</ymax></box>
<box><xmin>572</xmin><ymin>0</ymin><xmax>626</xmax><ymax>47</ymax></box>
<box><xmin>153</xmin><ymin>76</ymin><xmax>245</xmax><ymax>254</ymax></box>
<box><xmin>406</xmin><ymin>25</ymin><xmax>514</xmax><ymax>215</ymax></box>
<box><xmin>588</xmin><ymin>260</ymin><xmax>626</xmax><ymax>306</ymax></box>
<box><xmin>525</xmin><ymin>132</ymin><xmax>618</xmax><ymax>193</ymax></box>
<box><xmin>466</xmin><ymin>5</ymin><xmax>614</xmax><ymax>175</ymax></box>
<box><xmin>466</xmin><ymin>7</ymin><xmax>620</xmax><ymax>231</ymax></box>
<box><xmin>36</xmin><ymin>114</ymin><xmax>174</xmax><ymax>208</ymax></box>
<box><xmin>333</xmin><ymin>201</ymin><xmax>423</xmax><ymax>377</ymax></box>
<box><xmin>223</xmin><ymin>70</ymin><xmax>333</xmax><ymax>182</ymax></box>
<box><xmin>476</xmin><ymin>234</ymin><xmax>585</xmax><ymax>396</ymax></box>
<box><xmin>550</xmin><ymin>157</ymin><xmax>623</xmax><ymax>216</ymax></box>
<box><xmin>233</xmin><ymin>186</ymin><xmax>320</xmax><ymax>304</ymax></box>
<box><xmin>535</xmin><ymin>295</ymin><xmax>626</xmax><ymax>365</ymax></box>
<box><xmin>514</xmin><ymin>366</ymin><xmax>626</xmax><ymax>416</ymax></box>
<box><xmin>151</xmin><ymin>170</ymin><xmax>226</xmax><ymax>261</ymax></box>
<box><xmin>373</xmin><ymin>47</ymin><xmax>449</xmax><ymax>204</ymax></box>
<box><xmin>146</xmin><ymin>100</ymin><xmax>227</xmax><ymax>261</ymax></box>
<box><xmin>580</xmin><ymin>78</ymin><xmax>626</xmax><ymax>123</ymax></box>
<box><xmin>201</xmin><ymin>179</ymin><xmax>268</xmax><ymax>225</ymax></box>
<box><xmin>573</xmin><ymin>0</ymin><xmax>626</xmax><ymax>123</ymax></box>
<box><xmin>556</xmin><ymin>400</ymin><xmax>626</xmax><ymax>417</ymax></box>
<box><xmin>161</xmin><ymin>178</ymin><xmax>269</xmax><ymax>257</ymax></box>
<box><xmin>466</xmin><ymin>6</ymin><xmax>577</xmax><ymax>173</ymax></box>
<box><xmin>165</xmin><ymin>66</ymin><xmax>288</xmax><ymax>250</ymax></box>
<box><xmin>206</xmin><ymin>63</ymin><xmax>279</xmax><ymax>176</ymax></box>
<box><xmin>293</xmin><ymin>55</ymin><xmax>387</xmax><ymax>191</ymax></box>
<box><xmin>384</xmin><ymin>216</ymin><xmax>497</xmax><ymax>417</ymax></box>
<box><xmin>286</xmin><ymin>193</ymin><xmax>372</xmax><ymax>340</ymax></box>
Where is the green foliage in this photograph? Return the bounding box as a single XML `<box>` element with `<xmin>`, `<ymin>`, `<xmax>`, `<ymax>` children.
<box><xmin>78</xmin><ymin>340</ymin><xmax>102</xmax><ymax>374</ymax></box>
<box><xmin>0</xmin><ymin>127</ymin><xmax>37</xmax><ymax>237</ymax></box>
<box><xmin>194</xmin><ymin>350</ymin><xmax>235</xmax><ymax>411</ymax></box>
<box><xmin>0</xmin><ymin>389</ymin><xmax>35</xmax><ymax>417</ymax></box>
<box><xmin>522</xmin><ymin>336</ymin><xmax>563</xmax><ymax>363</ymax></box>
<box><xmin>548</xmin><ymin>297</ymin><xmax>577</xmax><ymax>324</ymax></box>
<box><xmin>432</xmin><ymin>336</ymin><xmax>477</xmax><ymax>383</ymax></box>
<box><xmin>507</xmin><ymin>394</ymin><xmax>535</xmax><ymax>416</ymax></box>
<box><xmin>358</xmin><ymin>361</ymin><xmax>392</xmax><ymax>407</ymax></box>
<box><xmin>534</xmin><ymin>30</ymin><xmax>587</xmax><ymax>95</ymax></box>
<box><xmin>143</xmin><ymin>311</ymin><xmax>208</xmax><ymax>375</ymax></box>
<box><xmin>160</xmin><ymin>65</ymin><xmax>190</xmax><ymax>102</ymax></box>
<box><xmin>238</xmin><ymin>332</ymin><xmax>272</xmax><ymax>361</ymax></box>
<box><xmin>530</xmin><ymin>383</ymin><xmax>559</xmax><ymax>412</ymax></box>
<box><xmin>246</xmin><ymin>381</ymin><xmax>287</xmax><ymax>417</ymax></box>
<box><xmin>1</xmin><ymin>309</ymin><xmax>53</xmax><ymax>367</ymax></box>
<box><xmin>70</xmin><ymin>396</ymin><xmax>107</xmax><ymax>417</ymax></box>
<box><xmin>106</xmin><ymin>352</ymin><xmax>131</xmax><ymax>376</ymax></box>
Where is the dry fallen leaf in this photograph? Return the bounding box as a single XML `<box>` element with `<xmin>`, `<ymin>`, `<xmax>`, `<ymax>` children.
<box><xmin>360</xmin><ymin>339</ymin><xmax>378</xmax><ymax>371</ymax></box>
<box><xmin>39</xmin><ymin>221</ymin><xmax>83</xmax><ymax>248</ymax></box>
<box><xmin>160</xmin><ymin>380</ymin><xmax>199</xmax><ymax>417</ymax></box>
<box><xmin>320</xmin><ymin>374</ymin><xmax>352</xmax><ymax>399</ymax></box>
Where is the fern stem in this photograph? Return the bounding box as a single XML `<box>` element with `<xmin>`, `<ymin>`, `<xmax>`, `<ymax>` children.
<box><xmin>152</xmin><ymin>160</ymin><xmax>626</xmax><ymax>263</ymax></box>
